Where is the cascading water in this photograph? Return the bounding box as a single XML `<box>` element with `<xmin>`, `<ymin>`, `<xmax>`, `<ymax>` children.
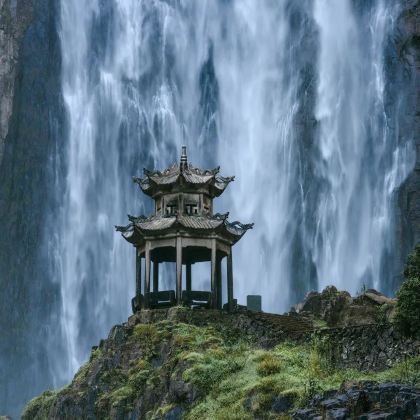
<box><xmin>312</xmin><ymin>0</ymin><xmax>415</xmax><ymax>294</ymax></box>
<box><xmin>53</xmin><ymin>0</ymin><xmax>414</xmax><ymax>387</ymax></box>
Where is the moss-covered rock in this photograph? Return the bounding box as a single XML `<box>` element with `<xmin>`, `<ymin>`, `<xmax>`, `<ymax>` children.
<box><xmin>22</xmin><ymin>307</ymin><xmax>420</xmax><ymax>419</ymax></box>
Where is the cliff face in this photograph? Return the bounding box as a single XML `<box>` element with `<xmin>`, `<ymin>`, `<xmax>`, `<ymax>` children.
<box><xmin>0</xmin><ymin>0</ymin><xmax>64</xmax><ymax>417</ymax></box>
<box><xmin>0</xmin><ymin>0</ymin><xmax>33</xmax><ymax>163</ymax></box>
<box><xmin>394</xmin><ymin>0</ymin><xmax>420</xmax><ymax>277</ymax></box>
<box><xmin>22</xmin><ymin>308</ymin><xmax>420</xmax><ymax>419</ymax></box>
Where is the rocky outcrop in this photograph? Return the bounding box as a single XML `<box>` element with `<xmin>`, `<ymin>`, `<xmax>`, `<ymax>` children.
<box><xmin>22</xmin><ymin>307</ymin><xmax>420</xmax><ymax>419</ymax></box>
<box><xmin>293</xmin><ymin>286</ymin><xmax>397</xmax><ymax>327</ymax></box>
<box><xmin>294</xmin><ymin>382</ymin><xmax>420</xmax><ymax>420</ymax></box>
<box><xmin>0</xmin><ymin>0</ymin><xmax>33</xmax><ymax>163</ymax></box>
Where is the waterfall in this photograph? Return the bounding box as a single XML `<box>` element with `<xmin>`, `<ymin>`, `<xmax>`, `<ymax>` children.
<box><xmin>312</xmin><ymin>0</ymin><xmax>415</xmax><ymax>294</ymax></box>
<box><xmin>54</xmin><ymin>0</ymin><xmax>414</xmax><ymax>385</ymax></box>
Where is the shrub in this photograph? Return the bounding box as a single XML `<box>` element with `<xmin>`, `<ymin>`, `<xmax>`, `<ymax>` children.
<box><xmin>256</xmin><ymin>354</ymin><xmax>282</xmax><ymax>376</ymax></box>
<box><xmin>403</xmin><ymin>245</ymin><xmax>420</xmax><ymax>279</ymax></box>
<box><xmin>395</xmin><ymin>246</ymin><xmax>420</xmax><ymax>338</ymax></box>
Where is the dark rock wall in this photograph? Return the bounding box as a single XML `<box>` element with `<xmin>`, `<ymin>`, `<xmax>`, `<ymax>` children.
<box><xmin>0</xmin><ymin>0</ymin><xmax>64</xmax><ymax>417</ymax></box>
<box><xmin>294</xmin><ymin>383</ymin><xmax>420</xmax><ymax>420</ymax></box>
<box><xmin>0</xmin><ymin>0</ymin><xmax>32</xmax><ymax>163</ymax></box>
<box><xmin>0</xmin><ymin>0</ymin><xmax>33</xmax><ymax>163</ymax></box>
<box><xmin>393</xmin><ymin>0</ymin><xmax>420</xmax><ymax>286</ymax></box>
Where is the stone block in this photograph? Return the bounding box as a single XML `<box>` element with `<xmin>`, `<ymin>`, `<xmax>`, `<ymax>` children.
<box><xmin>247</xmin><ymin>295</ymin><xmax>262</xmax><ymax>312</ymax></box>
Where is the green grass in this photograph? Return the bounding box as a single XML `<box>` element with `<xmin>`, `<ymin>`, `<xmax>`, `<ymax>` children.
<box><xmin>23</xmin><ymin>318</ymin><xmax>420</xmax><ymax>419</ymax></box>
<box><xmin>183</xmin><ymin>340</ymin><xmax>420</xmax><ymax>419</ymax></box>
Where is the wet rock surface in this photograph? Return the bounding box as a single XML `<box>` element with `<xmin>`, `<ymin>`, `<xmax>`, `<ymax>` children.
<box><xmin>293</xmin><ymin>382</ymin><xmax>420</xmax><ymax>420</ymax></box>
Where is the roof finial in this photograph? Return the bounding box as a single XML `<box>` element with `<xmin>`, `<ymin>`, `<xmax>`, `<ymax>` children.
<box><xmin>180</xmin><ymin>145</ymin><xmax>188</xmax><ymax>171</ymax></box>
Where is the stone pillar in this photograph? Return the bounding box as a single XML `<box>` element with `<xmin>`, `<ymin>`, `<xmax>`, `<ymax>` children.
<box><xmin>186</xmin><ymin>262</ymin><xmax>192</xmax><ymax>292</ymax></box>
<box><xmin>135</xmin><ymin>248</ymin><xmax>141</xmax><ymax>297</ymax></box>
<box><xmin>211</xmin><ymin>239</ymin><xmax>217</xmax><ymax>309</ymax></box>
<box><xmin>216</xmin><ymin>255</ymin><xmax>222</xmax><ymax>309</ymax></box>
<box><xmin>153</xmin><ymin>260</ymin><xmax>159</xmax><ymax>292</ymax></box>
<box><xmin>176</xmin><ymin>237</ymin><xmax>182</xmax><ymax>304</ymax></box>
<box><xmin>145</xmin><ymin>242</ymin><xmax>151</xmax><ymax>308</ymax></box>
<box><xmin>227</xmin><ymin>249</ymin><xmax>233</xmax><ymax>312</ymax></box>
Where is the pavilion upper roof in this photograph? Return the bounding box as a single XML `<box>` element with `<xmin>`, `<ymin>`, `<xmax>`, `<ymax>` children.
<box><xmin>133</xmin><ymin>147</ymin><xmax>234</xmax><ymax>198</ymax></box>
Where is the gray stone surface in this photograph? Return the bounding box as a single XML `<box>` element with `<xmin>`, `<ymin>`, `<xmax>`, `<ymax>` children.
<box><xmin>0</xmin><ymin>0</ymin><xmax>33</xmax><ymax>163</ymax></box>
<box><xmin>293</xmin><ymin>382</ymin><xmax>420</xmax><ymax>420</ymax></box>
<box><xmin>247</xmin><ymin>295</ymin><xmax>262</xmax><ymax>312</ymax></box>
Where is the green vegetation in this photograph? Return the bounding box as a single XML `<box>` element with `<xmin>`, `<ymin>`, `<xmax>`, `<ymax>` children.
<box><xmin>21</xmin><ymin>390</ymin><xmax>60</xmax><ymax>419</ymax></box>
<box><xmin>22</xmin><ymin>313</ymin><xmax>420</xmax><ymax>419</ymax></box>
<box><xmin>184</xmin><ymin>337</ymin><xmax>420</xmax><ymax>420</ymax></box>
<box><xmin>395</xmin><ymin>245</ymin><xmax>420</xmax><ymax>338</ymax></box>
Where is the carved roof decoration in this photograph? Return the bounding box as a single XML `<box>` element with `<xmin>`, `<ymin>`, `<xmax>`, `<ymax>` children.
<box><xmin>133</xmin><ymin>161</ymin><xmax>234</xmax><ymax>198</ymax></box>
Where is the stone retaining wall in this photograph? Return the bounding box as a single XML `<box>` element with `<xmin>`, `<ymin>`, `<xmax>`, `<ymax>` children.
<box><xmin>127</xmin><ymin>308</ymin><xmax>419</xmax><ymax>371</ymax></box>
<box><xmin>315</xmin><ymin>324</ymin><xmax>420</xmax><ymax>371</ymax></box>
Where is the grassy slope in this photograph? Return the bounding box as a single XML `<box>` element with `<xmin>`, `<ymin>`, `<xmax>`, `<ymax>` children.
<box><xmin>23</xmin><ymin>319</ymin><xmax>420</xmax><ymax>419</ymax></box>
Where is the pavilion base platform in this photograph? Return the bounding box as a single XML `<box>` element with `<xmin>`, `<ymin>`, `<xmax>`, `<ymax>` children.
<box><xmin>145</xmin><ymin>291</ymin><xmax>176</xmax><ymax>309</ymax></box>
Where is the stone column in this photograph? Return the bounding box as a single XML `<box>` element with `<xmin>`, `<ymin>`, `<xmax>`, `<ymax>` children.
<box><xmin>216</xmin><ymin>255</ymin><xmax>222</xmax><ymax>309</ymax></box>
<box><xmin>176</xmin><ymin>236</ymin><xmax>182</xmax><ymax>304</ymax></box>
<box><xmin>145</xmin><ymin>241</ymin><xmax>151</xmax><ymax>308</ymax></box>
<box><xmin>186</xmin><ymin>262</ymin><xmax>192</xmax><ymax>292</ymax></box>
<box><xmin>135</xmin><ymin>248</ymin><xmax>141</xmax><ymax>298</ymax></box>
<box><xmin>211</xmin><ymin>239</ymin><xmax>217</xmax><ymax>309</ymax></box>
<box><xmin>227</xmin><ymin>249</ymin><xmax>233</xmax><ymax>312</ymax></box>
<box><xmin>153</xmin><ymin>260</ymin><xmax>159</xmax><ymax>292</ymax></box>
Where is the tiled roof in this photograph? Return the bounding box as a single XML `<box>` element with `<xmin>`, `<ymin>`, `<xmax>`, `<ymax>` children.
<box><xmin>116</xmin><ymin>213</ymin><xmax>253</xmax><ymax>243</ymax></box>
<box><xmin>177</xmin><ymin>215</ymin><xmax>224</xmax><ymax>230</ymax></box>
<box><xmin>132</xmin><ymin>162</ymin><xmax>233</xmax><ymax>197</ymax></box>
<box><xmin>136</xmin><ymin>217</ymin><xmax>176</xmax><ymax>231</ymax></box>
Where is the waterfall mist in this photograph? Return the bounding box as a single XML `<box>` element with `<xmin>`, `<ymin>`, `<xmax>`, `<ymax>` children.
<box><xmin>50</xmin><ymin>0</ymin><xmax>414</xmax><ymax>387</ymax></box>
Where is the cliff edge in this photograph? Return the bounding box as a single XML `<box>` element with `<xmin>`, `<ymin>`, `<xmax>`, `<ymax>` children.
<box><xmin>22</xmin><ymin>306</ymin><xmax>419</xmax><ymax>419</ymax></box>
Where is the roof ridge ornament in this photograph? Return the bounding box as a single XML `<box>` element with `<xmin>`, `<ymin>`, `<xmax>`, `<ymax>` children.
<box><xmin>180</xmin><ymin>145</ymin><xmax>188</xmax><ymax>171</ymax></box>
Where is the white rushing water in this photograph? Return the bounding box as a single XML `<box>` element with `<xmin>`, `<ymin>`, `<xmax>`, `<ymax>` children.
<box><xmin>55</xmin><ymin>0</ymin><xmax>414</xmax><ymax>383</ymax></box>
<box><xmin>312</xmin><ymin>0</ymin><xmax>414</xmax><ymax>292</ymax></box>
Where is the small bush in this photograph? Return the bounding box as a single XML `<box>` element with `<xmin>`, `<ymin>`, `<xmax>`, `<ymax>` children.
<box><xmin>403</xmin><ymin>245</ymin><xmax>420</xmax><ymax>279</ymax></box>
<box><xmin>256</xmin><ymin>354</ymin><xmax>282</xmax><ymax>376</ymax></box>
<box><xmin>395</xmin><ymin>246</ymin><xmax>420</xmax><ymax>338</ymax></box>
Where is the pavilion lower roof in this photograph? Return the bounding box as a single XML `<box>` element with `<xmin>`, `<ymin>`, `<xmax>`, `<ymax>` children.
<box><xmin>133</xmin><ymin>163</ymin><xmax>234</xmax><ymax>197</ymax></box>
<box><xmin>116</xmin><ymin>213</ymin><xmax>253</xmax><ymax>245</ymax></box>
